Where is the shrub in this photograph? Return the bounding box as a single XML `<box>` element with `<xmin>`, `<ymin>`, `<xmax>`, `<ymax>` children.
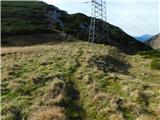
<box><xmin>138</xmin><ymin>50</ymin><xmax>160</xmax><ymax>70</ymax></box>
<box><xmin>150</xmin><ymin>58</ymin><xmax>160</xmax><ymax>70</ymax></box>
<box><xmin>138</xmin><ymin>50</ymin><xmax>160</xmax><ymax>58</ymax></box>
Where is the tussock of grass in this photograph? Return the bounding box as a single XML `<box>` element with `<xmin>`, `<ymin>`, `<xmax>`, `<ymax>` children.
<box><xmin>136</xmin><ymin>114</ymin><xmax>156</xmax><ymax>120</ymax></box>
<box><xmin>46</xmin><ymin>80</ymin><xmax>64</xmax><ymax>99</ymax></box>
<box><xmin>30</xmin><ymin>107</ymin><xmax>66</xmax><ymax>120</ymax></box>
<box><xmin>44</xmin><ymin>79</ymin><xmax>65</xmax><ymax>106</ymax></box>
<box><xmin>1</xmin><ymin>103</ymin><xmax>22</xmax><ymax>120</ymax></box>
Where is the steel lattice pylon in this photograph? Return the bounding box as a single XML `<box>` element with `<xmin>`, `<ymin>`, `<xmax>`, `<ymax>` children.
<box><xmin>88</xmin><ymin>0</ymin><xmax>107</xmax><ymax>43</ymax></box>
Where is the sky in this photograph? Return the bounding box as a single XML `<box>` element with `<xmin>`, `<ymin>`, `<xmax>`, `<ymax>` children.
<box><xmin>43</xmin><ymin>0</ymin><xmax>160</xmax><ymax>36</ymax></box>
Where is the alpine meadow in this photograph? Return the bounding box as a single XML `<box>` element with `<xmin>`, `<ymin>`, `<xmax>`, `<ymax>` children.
<box><xmin>1</xmin><ymin>1</ymin><xmax>160</xmax><ymax>120</ymax></box>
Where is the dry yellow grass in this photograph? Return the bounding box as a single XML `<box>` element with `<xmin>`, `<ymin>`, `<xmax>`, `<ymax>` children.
<box><xmin>30</xmin><ymin>107</ymin><xmax>66</xmax><ymax>120</ymax></box>
<box><xmin>1</xmin><ymin>41</ymin><xmax>160</xmax><ymax>120</ymax></box>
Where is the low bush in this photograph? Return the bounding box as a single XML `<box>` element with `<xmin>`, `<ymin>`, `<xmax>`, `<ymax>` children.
<box><xmin>138</xmin><ymin>50</ymin><xmax>160</xmax><ymax>58</ymax></box>
<box><xmin>150</xmin><ymin>58</ymin><xmax>160</xmax><ymax>70</ymax></box>
<box><xmin>138</xmin><ymin>50</ymin><xmax>160</xmax><ymax>70</ymax></box>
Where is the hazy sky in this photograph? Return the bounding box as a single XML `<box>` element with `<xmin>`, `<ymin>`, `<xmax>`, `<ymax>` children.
<box><xmin>43</xmin><ymin>0</ymin><xmax>160</xmax><ymax>36</ymax></box>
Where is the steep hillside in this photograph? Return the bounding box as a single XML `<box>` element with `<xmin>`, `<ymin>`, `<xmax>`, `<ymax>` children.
<box><xmin>145</xmin><ymin>34</ymin><xmax>160</xmax><ymax>49</ymax></box>
<box><xmin>1</xmin><ymin>1</ymin><xmax>53</xmax><ymax>35</ymax></box>
<box><xmin>1</xmin><ymin>1</ymin><xmax>151</xmax><ymax>53</ymax></box>
<box><xmin>1</xmin><ymin>41</ymin><xmax>160</xmax><ymax>120</ymax></box>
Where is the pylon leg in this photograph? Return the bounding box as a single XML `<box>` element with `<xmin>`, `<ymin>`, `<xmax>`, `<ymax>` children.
<box><xmin>88</xmin><ymin>0</ymin><xmax>107</xmax><ymax>43</ymax></box>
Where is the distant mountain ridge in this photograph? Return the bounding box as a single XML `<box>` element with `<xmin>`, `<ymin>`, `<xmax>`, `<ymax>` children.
<box><xmin>135</xmin><ymin>34</ymin><xmax>153</xmax><ymax>42</ymax></box>
<box><xmin>145</xmin><ymin>33</ymin><xmax>160</xmax><ymax>49</ymax></box>
<box><xmin>1</xmin><ymin>1</ymin><xmax>151</xmax><ymax>53</ymax></box>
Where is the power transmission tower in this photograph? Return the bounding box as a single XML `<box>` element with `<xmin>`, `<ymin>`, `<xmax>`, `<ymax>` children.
<box><xmin>88</xmin><ymin>0</ymin><xmax>107</xmax><ymax>43</ymax></box>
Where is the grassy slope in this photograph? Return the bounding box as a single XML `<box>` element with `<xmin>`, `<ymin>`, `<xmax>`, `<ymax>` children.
<box><xmin>1</xmin><ymin>1</ymin><xmax>54</xmax><ymax>35</ymax></box>
<box><xmin>1</xmin><ymin>41</ymin><xmax>160</xmax><ymax>120</ymax></box>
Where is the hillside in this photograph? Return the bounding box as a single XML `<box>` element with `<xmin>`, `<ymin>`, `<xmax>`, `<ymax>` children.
<box><xmin>1</xmin><ymin>1</ymin><xmax>53</xmax><ymax>35</ymax></box>
<box><xmin>1</xmin><ymin>1</ymin><xmax>151</xmax><ymax>53</ymax></box>
<box><xmin>1</xmin><ymin>41</ymin><xmax>160</xmax><ymax>120</ymax></box>
<box><xmin>135</xmin><ymin>34</ymin><xmax>152</xmax><ymax>42</ymax></box>
<box><xmin>145</xmin><ymin>34</ymin><xmax>160</xmax><ymax>49</ymax></box>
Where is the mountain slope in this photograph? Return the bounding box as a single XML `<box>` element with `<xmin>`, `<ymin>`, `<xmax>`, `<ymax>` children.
<box><xmin>1</xmin><ymin>41</ymin><xmax>160</xmax><ymax>120</ymax></box>
<box><xmin>1</xmin><ymin>1</ymin><xmax>53</xmax><ymax>35</ymax></box>
<box><xmin>145</xmin><ymin>34</ymin><xmax>160</xmax><ymax>49</ymax></box>
<box><xmin>135</xmin><ymin>34</ymin><xmax>152</xmax><ymax>42</ymax></box>
<box><xmin>1</xmin><ymin>1</ymin><xmax>151</xmax><ymax>53</ymax></box>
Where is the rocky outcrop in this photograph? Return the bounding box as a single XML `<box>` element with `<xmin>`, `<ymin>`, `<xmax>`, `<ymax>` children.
<box><xmin>145</xmin><ymin>34</ymin><xmax>160</xmax><ymax>49</ymax></box>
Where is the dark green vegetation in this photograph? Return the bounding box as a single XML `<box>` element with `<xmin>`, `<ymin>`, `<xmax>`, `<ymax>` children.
<box><xmin>151</xmin><ymin>58</ymin><xmax>160</xmax><ymax>70</ymax></box>
<box><xmin>138</xmin><ymin>50</ymin><xmax>160</xmax><ymax>58</ymax></box>
<box><xmin>1</xmin><ymin>1</ymin><xmax>55</xmax><ymax>35</ymax></box>
<box><xmin>138</xmin><ymin>50</ymin><xmax>160</xmax><ymax>70</ymax></box>
<box><xmin>1</xmin><ymin>42</ymin><xmax>160</xmax><ymax>120</ymax></box>
<box><xmin>1</xmin><ymin>1</ymin><xmax>151</xmax><ymax>53</ymax></box>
